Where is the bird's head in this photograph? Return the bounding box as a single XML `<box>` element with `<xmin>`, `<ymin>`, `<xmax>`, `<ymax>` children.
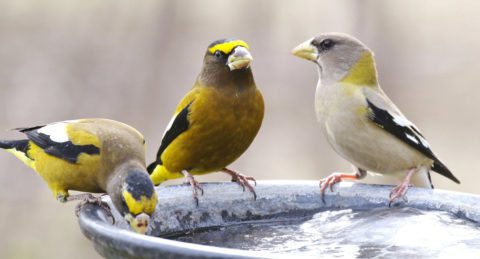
<box><xmin>206</xmin><ymin>39</ymin><xmax>252</xmax><ymax>71</ymax></box>
<box><xmin>198</xmin><ymin>39</ymin><xmax>255</xmax><ymax>87</ymax></box>
<box><xmin>292</xmin><ymin>33</ymin><xmax>377</xmax><ymax>85</ymax></box>
<box><xmin>115</xmin><ymin>170</ymin><xmax>158</xmax><ymax>234</ymax></box>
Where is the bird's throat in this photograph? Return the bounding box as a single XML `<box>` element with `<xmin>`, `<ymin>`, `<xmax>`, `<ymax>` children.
<box><xmin>198</xmin><ymin>67</ymin><xmax>255</xmax><ymax>91</ymax></box>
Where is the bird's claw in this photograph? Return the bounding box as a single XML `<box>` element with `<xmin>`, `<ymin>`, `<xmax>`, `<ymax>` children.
<box><xmin>56</xmin><ymin>192</ymin><xmax>69</xmax><ymax>203</ymax></box>
<box><xmin>319</xmin><ymin>173</ymin><xmax>344</xmax><ymax>203</ymax></box>
<box><xmin>388</xmin><ymin>183</ymin><xmax>410</xmax><ymax>207</ymax></box>
<box><xmin>69</xmin><ymin>193</ymin><xmax>115</xmax><ymax>223</ymax></box>
<box><xmin>231</xmin><ymin>173</ymin><xmax>257</xmax><ymax>200</ymax></box>
<box><xmin>223</xmin><ymin>168</ymin><xmax>257</xmax><ymax>200</ymax></box>
<box><xmin>184</xmin><ymin>174</ymin><xmax>204</xmax><ymax>207</ymax></box>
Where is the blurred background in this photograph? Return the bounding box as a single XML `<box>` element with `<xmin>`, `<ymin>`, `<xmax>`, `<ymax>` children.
<box><xmin>1</xmin><ymin>0</ymin><xmax>479</xmax><ymax>258</ymax></box>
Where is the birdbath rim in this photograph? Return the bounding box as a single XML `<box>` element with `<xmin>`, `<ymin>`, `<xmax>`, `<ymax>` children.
<box><xmin>78</xmin><ymin>180</ymin><xmax>480</xmax><ymax>259</ymax></box>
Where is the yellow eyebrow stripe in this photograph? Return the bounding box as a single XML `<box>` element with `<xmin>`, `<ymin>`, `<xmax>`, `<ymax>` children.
<box><xmin>208</xmin><ymin>40</ymin><xmax>249</xmax><ymax>54</ymax></box>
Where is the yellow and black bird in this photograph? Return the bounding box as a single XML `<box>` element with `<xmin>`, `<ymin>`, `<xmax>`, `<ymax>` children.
<box><xmin>0</xmin><ymin>119</ymin><xmax>157</xmax><ymax>234</ymax></box>
<box><xmin>148</xmin><ymin>39</ymin><xmax>264</xmax><ymax>203</ymax></box>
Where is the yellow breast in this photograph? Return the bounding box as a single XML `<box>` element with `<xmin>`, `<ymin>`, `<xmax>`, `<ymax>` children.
<box><xmin>162</xmin><ymin>86</ymin><xmax>264</xmax><ymax>174</ymax></box>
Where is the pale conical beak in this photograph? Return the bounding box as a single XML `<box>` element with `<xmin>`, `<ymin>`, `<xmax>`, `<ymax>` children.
<box><xmin>126</xmin><ymin>213</ymin><xmax>150</xmax><ymax>234</ymax></box>
<box><xmin>292</xmin><ymin>39</ymin><xmax>318</xmax><ymax>61</ymax></box>
<box><xmin>227</xmin><ymin>46</ymin><xmax>253</xmax><ymax>71</ymax></box>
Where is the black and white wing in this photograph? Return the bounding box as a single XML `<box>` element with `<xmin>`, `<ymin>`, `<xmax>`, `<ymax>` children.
<box><xmin>18</xmin><ymin>121</ymin><xmax>100</xmax><ymax>164</ymax></box>
<box><xmin>365</xmin><ymin>96</ymin><xmax>460</xmax><ymax>184</ymax></box>
<box><xmin>147</xmin><ymin>102</ymin><xmax>192</xmax><ymax>173</ymax></box>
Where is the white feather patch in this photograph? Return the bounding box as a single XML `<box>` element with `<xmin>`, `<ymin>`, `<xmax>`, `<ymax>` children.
<box><xmin>405</xmin><ymin>133</ymin><xmax>419</xmax><ymax>144</ymax></box>
<box><xmin>419</xmin><ymin>137</ymin><xmax>430</xmax><ymax>148</ymax></box>
<box><xmin>394</xmin><ymin>114</ymin><xmax>431</xmax><ymax>148</ymax></box>
<box><xmin>392</xmin><ymin>115</ymin><xmax>412</xmax><ymax>127</ymax></box>
<box><xmin>162</xmin><ymin>114</ymin><xmax>177</xmax><ymax>138</ymax></box>
<box><xmin>38</xmin><ymin>122</ymin><xmax>71</xmax><ymax>143</ymax></box>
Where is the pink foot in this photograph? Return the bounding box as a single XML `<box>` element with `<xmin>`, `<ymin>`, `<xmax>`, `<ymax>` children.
<box><xmin>319</xmin><ymin>173</ymin><xmax>358</xmax><ymax>203</ymax></box>
<box><xmin>389</xmin><ymin>182</ymin><xmax>410</xmax><ymax>206</ymax></box>
<box><xmin>389</xmin><ymin>168</ymin><xmax>416</xmax><ymax>207</ymax></box>
<box><xmin>68</xmin><ymin>193</ymin><xmax>114</xmax><ymax>223</ymax></box>
<box><xmin>222</xmin><ymin>168</ymin><xmax>257</xmax><ymax>200</ymax></box>
<box><xmin>182</xmin><ymin>171</ymin><xmax>204</xmax><ymax>207</ymax></box>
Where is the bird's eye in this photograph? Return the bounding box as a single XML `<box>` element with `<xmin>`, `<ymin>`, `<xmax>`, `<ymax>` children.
<box><xmin>214</xmin><ymin>51</ymin><xmax>223</xmax><ymax>59</ymax></box>
<box><xmin>320</xmin><ymin>39</ymin><xmax>335</xmax><ymax>51</ymax></box>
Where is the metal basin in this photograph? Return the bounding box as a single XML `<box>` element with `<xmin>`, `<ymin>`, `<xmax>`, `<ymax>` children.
<box><xmin>78</xmin><ymin>181</ymin><xmax>480</xmax><ymax>258</ymax></box>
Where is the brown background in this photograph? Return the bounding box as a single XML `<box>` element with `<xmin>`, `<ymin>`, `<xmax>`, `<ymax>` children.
<box><xmin>0</xmin><ymin>0</ymin><xmax>479</xmax><ymax>258</ymax></box>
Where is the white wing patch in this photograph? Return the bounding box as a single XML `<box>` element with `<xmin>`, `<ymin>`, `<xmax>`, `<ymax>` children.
<box><xmin>419</xmin><ymin>137</ymin><xmax>430</xmax><ymax>148</ymax></box>
<box><xmin>392</xmin><ymin>115</ymin><xmax>412</xmax><ymax>127</ymax></box>
<box><xmin>405</xmin><ymin>133</ymin><xmax>419</xmax><ymax>144</ymax></box>
<box><xmin>393</xmin><ymin>114</ymin><xmax>430</xmax><ymax>149</ymax></box>
<box><xmin>162</xmin><ymin>113</ymin><xmax>178</xmax><ymax>138</ymax></box>
<box><xmin>38</xmin><ymin>121</ymin><xmax>73</xmax><ymax>143</ymax></box>
<box><xmin>366</xmin><ymin>98</ymin><xmax>436</xmax><ymax>160</ymax></box>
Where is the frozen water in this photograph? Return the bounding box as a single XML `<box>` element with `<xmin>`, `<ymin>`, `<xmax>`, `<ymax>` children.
<box><xmin>170</xmin><ymin>207</ymin><xmax>480</xmax><ymax>258</ymax></box>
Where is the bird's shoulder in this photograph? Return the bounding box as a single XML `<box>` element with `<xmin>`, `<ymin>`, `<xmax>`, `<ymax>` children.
<box><xmin>171</xmin><ymin>85</ymin><xmax>222</xmax><ymax>122</ymax></box>
<box><xmin>83</xmin><ymin>118</ymin><xmax>146</xmax><ymax>146</ymax></box>
<box><xmin>174</xmin><ymin>87</ymin><xmax>203</xmax><ymax>114</ymax></box>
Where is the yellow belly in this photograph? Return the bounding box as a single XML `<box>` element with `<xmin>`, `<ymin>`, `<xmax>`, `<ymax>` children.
<box><xmin>161</xmin><ymin>86</ymin><xmax>264</xmax><ymax>174</ymax></box>
<box><xmin>28</xmin><ymin>143</ymin><xmax>103</xmax><ymax>197</ymax></box>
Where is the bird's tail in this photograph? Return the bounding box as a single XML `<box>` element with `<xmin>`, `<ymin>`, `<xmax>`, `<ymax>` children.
<box><xmin>0</xmin><ymin>139</ymin><xmax>29</xmax><ymax>151</ymax></box>
<box><xmin>147</xmin><ymin>161</ymin><xmax>183</xmax><ymax>186</ymax></box>
<box><xmin>0</xmin><ymin>139</ymin><xmax>34</xmax><ymax>168</ymax></box>
<box><xmin>147</xmin><ymin>161</ymin><xmax>159</xmax><ymax>175</ymax></box>
<box><xmin>432</xmin><ymin>159</ymin><xmax>460</xmax><ymax>184</ymax></box>
<box><xmin>147</xmin><ymin>161</ymin><xmax>164</xmax><ymax>186</ymax></box>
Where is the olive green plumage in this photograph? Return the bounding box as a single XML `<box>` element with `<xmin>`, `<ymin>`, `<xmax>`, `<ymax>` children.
<box><xmin>148</xmin><ymin>39</ymin><xmax>264</xmax><ymax>201</ymax></box>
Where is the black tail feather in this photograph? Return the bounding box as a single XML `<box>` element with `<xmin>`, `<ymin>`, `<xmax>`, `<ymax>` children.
<box><xmin>432</xmin><ymin>159</ymin><xmax>460</xmax><ymax>184</ymax></box>
<box><xmin>427</xmin><ymin>171</ymin><xmax>434</xmax><ymax>189</ymax></box>
<box><xmin>0</xmin><ymin>139</ymin><xmax>29</xmax><ymax>153</ymax></box>
<box><xmin>13</xmin><ymin>125</ymin><xmax>44</xmax><ymax>133</ymax></box>
<box><xmin>147</xmin><ymin>161</ymin><xmax>158</xmax><ymax>175</ymax></box>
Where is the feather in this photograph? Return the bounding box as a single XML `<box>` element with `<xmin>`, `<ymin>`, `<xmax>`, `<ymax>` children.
<box><xmin>149</xmin><ymin>102</ymin><xmax>192</xmax><ymax>171</ymax></box>
<box><xmin>21</xmin><ymin>124</ymin><xmax>100</xmax><ymax>164</ymax></box>
<box><xmin>366</xmin><ymin>99</ymin><xmax>460</xmax><ymax>183</ymax></box>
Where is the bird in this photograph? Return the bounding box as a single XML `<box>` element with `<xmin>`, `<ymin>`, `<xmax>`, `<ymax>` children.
<box><xmin>148</xmin><ymin>39</ymin><xmax>264</xmax><ymax>204</ymax></box>
<box><xmin>0</xmin><ymin>118</ymin><xmax>158</xmax><ymax>234</ymax></box>
<box><xmin>291</xmin><ymin>33</ymin><xmax>460</xmax><ymax>205</ymax></box>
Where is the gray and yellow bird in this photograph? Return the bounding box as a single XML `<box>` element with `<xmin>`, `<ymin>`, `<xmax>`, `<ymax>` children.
<box><xmin>148</xmin><ymin>39</ymin><xmax>264</xmax><ymax>203</ymax></box>
<box><xmin>292</xmin><ymin>33</ymin><xmax>460</xmax><ymax>204</ymax></box>
<box><xmin>0</xmin><ymin>119</ymin><xmax>157</xmax><ymax>234</ymax></box>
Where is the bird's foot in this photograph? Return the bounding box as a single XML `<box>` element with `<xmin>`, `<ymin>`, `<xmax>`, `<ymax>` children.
<box><xmin>68</xmin><ymin>193</ymin><xmax>114</xmax><ymax>223</ymax></box>
<box><xmin>182</xmin><ymin>171</ymin><xmax>204</xmax><ymax>206</ymax></box>
<box><xmin>56</xmin><ymin>191</ymin><xmax>70</xmax><ymax>203</ymax></box>
<box><xmin>222</xmin><ymin>168</ymin><xmax>257</xmax><ymax>200</ymax></box>
<box><xmin>389</xmin><ymin>168</ymin><xmax>416</xmax><ymax>207</ymax></box>
<box><xmin>388</xmin><ymin>183</ymin><xmax>410</xmax><ymax>207</ymax></box>
<box><xmin>319</xmin><ymin>172</ymin><xmax>358</xmax><ymax>203</ymax></box>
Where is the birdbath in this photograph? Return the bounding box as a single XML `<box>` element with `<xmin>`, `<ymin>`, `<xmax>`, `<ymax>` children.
<box><xmin>78</xmin><ymin>181</ymin><xmax>480</xmax><ymax>258</ymax></box>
